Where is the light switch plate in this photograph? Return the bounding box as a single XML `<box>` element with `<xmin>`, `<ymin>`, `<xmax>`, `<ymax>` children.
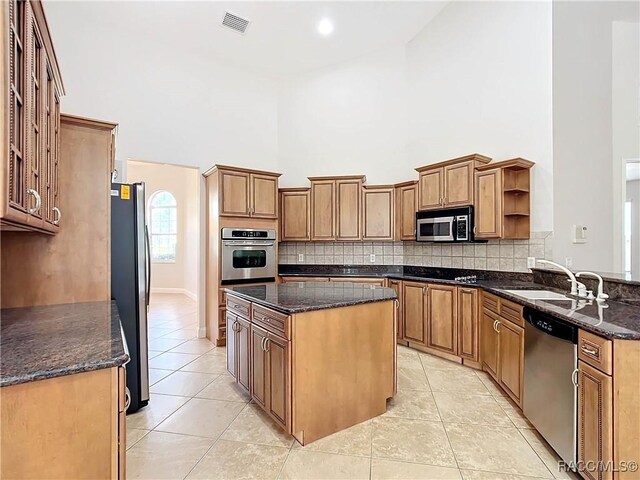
<box><xmin>572</xmin><ymin>224</ymin><xmax>587</xmax><ymax>244</ymax></box>
<box><xmin>298</xmin><ymin>254</ymin><xmax>304</xmax><ymax>262</ymax></box>
<box><xmin>527</xmin><ymin>257</ymin><xmax>536</xmax><ymax>269</ymax></box>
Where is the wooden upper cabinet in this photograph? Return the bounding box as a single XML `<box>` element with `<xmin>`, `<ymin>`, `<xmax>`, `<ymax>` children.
<box><xmin>403</xmin><ymin>281</ymin><xmax>426</xmax><ymax>345</ymax></box>
<box><xmin>279</xmin><ymin>188</ymin><xmax>310</xmax><ymax>241</ymax></box>
<box><xmin>362</xmin><ymin>186</ymin><xmax>394</xmax><ymax>240</ymax></box>
<box><xmin>416</xmin><ymin>154</ymin><xmax>491</xmax><ymax>211</ymax></box>
<box><xmin>475</xmin><ymin>168</ymin><xmax>502</xmax><ymax>239</ymax></box>
<box><xmin>206</xmin><ymin>166</ymin><xmax>281</xmax><ymax>219</ymax></box>
<box><xmin>2</xmin><ymin>0</ymin><xmax>64</xmax><ymax>234</ymax></box>
<box><xmin>426</xmin><ymin>284</ymin><xmax>458</xmax><ymax>355</ymax></box>
<box><xmin>417</xmin><ymin>169</ymin><xmax>443</xmax><ymax>210</ymax></box>
<box><xmin>394</xmin><ymin>181</ymin><xmax>417</xmax><ymax>241</ymax></box>
<box><xmin>220</xmin><ymin>170</ymin><xmax>250</xmax><ymax>217</ymax></box>
<box><xmin>578</xmin><ymin>360</ymin><xmax>613</xmax><ymax>480</ymax></box>
<box><xmin>310</xmin><ymin>180</ymin><xmax>335</xmax><ymax>240</ymax></box>
<box><xmin>475</xmin><ymin>159</ymin><xmax>534</xmax><ymax>240</ymax></box>
<box><xmin>457</xmin><ymin>287</ymin><xmax>479</xmax><ymax>362</ymax></box>
<box><xmin>250</xmin><ymin>174</ymin><xmax>278</xmax><ymax>218</ymax></box>
<box><xmin>336</xmin><ymin>178</ymin><xmax>363</xmax><ymax>240</ymax></box>
<box><xmin>443</xmin><ymin>161</ymin><xmax>473</xmax><ymax>207</ymax></box>
<box><xmin>309</xmin><ymin>175</ymin><xmax>364</xmax><ymax>241</ymax></box>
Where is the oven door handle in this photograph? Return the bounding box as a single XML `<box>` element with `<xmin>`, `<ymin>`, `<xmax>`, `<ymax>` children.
<box><xmin>222</xmin><ymin>241</ymin><xmax>275</xmax><ymax>247</ymax></box>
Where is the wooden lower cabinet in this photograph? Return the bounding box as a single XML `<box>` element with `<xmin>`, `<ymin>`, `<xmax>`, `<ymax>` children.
<box><xmin>497</xmin><ymin>317</ymin><xmax>524</xmax><ymax>406</ymax></box>
<box><xmin>578</xmin><ymin>360</ymin><xmax>613</xmax><ymax>480</ymax></box>
<box><xmin>480</xmin><ymin>308</ymin><xmax>500</xmax><ymax>380</ymax></box>
<box><xmin>0</xmin><ymin>367</ymin><xmax>125</xmax><ymax>479</ymax></box>
<box><xmin>388</xmin><ymin>279</ymin><xmax>404</xmax><ymax>342</ymax></box>
<box><xmin>458</xmin><ymin>287</ymin><xmax>479</xmax><ymax>361</ymax></box>
<box><xmin>226</xmin><ymin>312</ymin><xmax>237</xmax><ymax>377</ymax></box>
<box><xmin>427</xmin><ymin>284</ymin><xmax>457</xmax><ymax>355</ymax></box>
<box><xmin>250</xmin><ymin>324</ymin><xmax>290</xmax><ymax>431</ymax></box>
<box><xmin>403</xmin><ymin>281</ymin><xmax>427</xmax><ymax>345</ymax></box>
<box><xmin>226</xmin><ymin>312</ymin><xmax>250</xmax><ymax>394</ymax></box>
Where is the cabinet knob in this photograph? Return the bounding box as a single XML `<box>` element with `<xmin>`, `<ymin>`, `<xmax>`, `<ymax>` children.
<box><xmin>52</xmin><ymin>206</ymin><xmax>62</xmax><ymax>225</ymax></box>
<box><xmin>27</xmin><ymin>189</ymin><xmax>41</xmax><ymax>215</ymax></box>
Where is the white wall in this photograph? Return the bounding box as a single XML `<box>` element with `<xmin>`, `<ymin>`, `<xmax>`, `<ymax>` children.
<box><xmin>126</xmin><ymin>162</ymin><xmax>199</xmax><ymax>296</ymax></box>
<box><xmin>47</xmin><ymin>16</ymin><xmax>280</xmax><ymax>174</ymax></box>
<box><xmin>552</xmin><ymin>1</ymin><xmax>640</xmax><ymax>272</ymax></box>
<box><xmin>627</xmin><ymin>180</ymin><xmax>640</xmax><ymax>276</ymax></box>
<box><xmin>277</xmin><ymin>1</ymin><xmax>553</xmax><ymax>232</ymax></box>
<box><xmin>278</xmin><ymin>46</ymin><xmax>409</xmax><ymax>185</ymax></box>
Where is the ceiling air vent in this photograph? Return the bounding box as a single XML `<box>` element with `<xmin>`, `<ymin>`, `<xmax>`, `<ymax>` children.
<box><xmin>221</xmin><ymin>11</ymin><xmax>250</xmax><ymax>34</ymax></box>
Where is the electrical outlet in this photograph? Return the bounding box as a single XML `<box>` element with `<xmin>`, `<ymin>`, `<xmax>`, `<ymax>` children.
<box><xmin>370</xmin><ymin>254</ymin><xmax>376</xmax><ymax>263</ymax></box>
<box><xmin>565</xmin><ymin>257</ymin><xmax>573</xmax><ymax>267</ymax></box>
<box><xmin>298</xmin><ymin>253</ymin><xmax>304</xmax><ymax>262</ymax></box>
<box><xmin>527</xmin><ymin>257</ymin><xmax>536</xmax><ymax>269</ymax></box>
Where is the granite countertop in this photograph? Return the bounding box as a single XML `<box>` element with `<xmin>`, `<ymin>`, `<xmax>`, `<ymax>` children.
<box><xmin>278</xmin><ymin>266</ymin><xmax>640</xmax><ymax>340</ymax></box>
<box><xmin>1</xmin><ymin>300</ymin><xmax>129</xmax><ymax>387</ymax></box>
<box><xmin>225</xmin><ymin>282</ymin><xmax>397</xmax><ymax>315</ymax></box>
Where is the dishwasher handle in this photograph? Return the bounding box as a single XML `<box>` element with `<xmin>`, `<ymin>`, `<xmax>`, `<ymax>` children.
<box><xmin>523</xmin><ymin>307</ymin><xmax>578</xmax><ymax>343</ymax></box>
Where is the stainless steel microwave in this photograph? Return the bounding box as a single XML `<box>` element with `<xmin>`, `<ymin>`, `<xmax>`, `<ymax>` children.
<box><xmin>416</xmin><ymin>206</ymin><xmax>475</xmax><ymax>242</ymax></box>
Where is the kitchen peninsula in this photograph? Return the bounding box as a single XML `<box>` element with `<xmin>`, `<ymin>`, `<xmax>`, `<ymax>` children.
<box><xmin>224</xmin><ymin>281</ymin><xmax>397</xmax><ymax>444</ymax></box>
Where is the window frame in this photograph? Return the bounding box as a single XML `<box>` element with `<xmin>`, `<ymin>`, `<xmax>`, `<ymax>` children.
<box><xmin>148</xmin><ymin>190</ymin><xmax>178</xmax><ymax>264</ymax></box>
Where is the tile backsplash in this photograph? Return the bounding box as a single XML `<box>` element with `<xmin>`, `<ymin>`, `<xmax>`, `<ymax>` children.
<box><xmin>279</xmin><ymin>232</ymin><xmax>552</xmax><ymax>273</ymax></box>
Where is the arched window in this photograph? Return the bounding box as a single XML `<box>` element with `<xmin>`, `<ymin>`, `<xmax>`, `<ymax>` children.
<box><xmin>149</xmin><ymin>190</ymin><xmax>177</xmax><ymax>263</ymax></box>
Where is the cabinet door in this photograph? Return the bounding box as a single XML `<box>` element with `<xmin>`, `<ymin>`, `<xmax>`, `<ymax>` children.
<box><xmin>280</xmin><ymin>190</ymin><xmax>310</xmax><ymax>241</ymax></box>
<box><xmin>403</xmin><ymin>282</ymin><xmax>426</xmax><ymax>345</ymax></box>
<box><xmin>457</xmin><ymin>288</ymin><xmax>479</xmax><ymax>361</ymax></box>
<box><xmin>250</xmin><ymin>174</ymin><xmax>277</xmax><ymax>219</ymax></box>
<box><xmin>336</xmin><ymin>180</ymin><xmax>361</xmax><ymax>240</ymax></box>
<box><xmin>310</xmin><ymin>180</ymin><xmax>335</xmax><ymax>240</ymax></box>
<box><xmin>444</xmin><ymin>161</ymin><xmax>473</xmax><ymax>207</ymax></box>
<box><xmin>475</xmin><ymin>169</ymin><xmax>502</xmax><ymax>239</ymax></box>
<box><xmin>251</xmin><ymin>325</ymin><xmax>268</xmax><ymax>408</ymax></box>
<box><xmin>220</xmin><ymin>170</ymin><xmax>250</xmax><ymax>217</ymax></box>
<box><xmin>362</xmin><ymin>187</ymin><xmax>393</xmax><ymax>240</ymax></box>
<box><xmin>43</xmin><ymin>69</ymin><xmax>60</xmax><ymax>229</ymax></box>
<box><xmin>236</xmin><ymin>316</ymin><xmax>251</xmax><ymax>394</ymax></box>
<box><xmin>396</xmin><ymin>184</ymin><xmax>417</xmax><ymax>240</ymax></box>
<box><xmin>578</xmin><ymin>361</ymin><xmax>613</xmax><ymax>480</ymax></box>
<box><xmin>480</xmin><ymin>310</ymin><xmax>499</xmax><ymax>380</ymax></box>
<box><xmin>418</xmin><ymin>169</ymin><xmax>443</xmax><ymax>211</ymax></box>
<box><xmin>226</xmin><ymin>313</ymin><xmax>237</xmax><ymax>378</ymax></box>
<box><xmin>388</xmin><ymin>280</ymin><xmax>403</xmax><ymax>341</ymax></box>
<box><xmin>266</xmin><ymin>333</ymin><xmax>290</xmax><ymax>431</ymax></box>
<box><xmin>25</xmin><ymin>5</ymin><xmax>45</xmax><ymax>229</ymax></box>
<box><xmin>497</xmin><ymin>318</ymin><xmax>524</xmax><ymax>407</ymax></box>
<box><xmin>427</xmin><ymin>284</ymin><xmax>458</xmax><ymax>355</ymax></box>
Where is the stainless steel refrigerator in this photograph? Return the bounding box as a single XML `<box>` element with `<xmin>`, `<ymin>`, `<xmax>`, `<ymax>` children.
<box><xmin>111</xmin><ymin>182</ymin><xmax>150</xmax><ymax>413</ymax></box>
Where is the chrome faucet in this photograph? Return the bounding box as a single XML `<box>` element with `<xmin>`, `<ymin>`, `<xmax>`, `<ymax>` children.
<box><xmin>536</xmin><ymin>259</ymin><xmax>579</xmax><ymax>296</ymax></box>
<box><xmin>575</xmin><ymin>271</ymin><xmax>609</xmax><ymax>302</ymax></box>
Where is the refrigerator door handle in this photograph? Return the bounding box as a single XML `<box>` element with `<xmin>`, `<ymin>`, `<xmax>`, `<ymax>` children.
<box><xmin>145</xmin><ymin>224</ymin><xmax>151</xmax><ymax>310</ymax></box>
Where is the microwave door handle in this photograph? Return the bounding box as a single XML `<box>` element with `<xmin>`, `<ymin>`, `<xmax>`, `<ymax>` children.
<box><xmin>451</xmin><ymin>217</ymin><xmax>457</xmax><ymax>241</ymax></box>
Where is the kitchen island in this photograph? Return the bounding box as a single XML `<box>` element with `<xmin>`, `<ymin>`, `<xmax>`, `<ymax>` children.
<box><xmin>224</xmin><ymin>281</ymin><xmax>397</xmax><ymax>445</ymax></box>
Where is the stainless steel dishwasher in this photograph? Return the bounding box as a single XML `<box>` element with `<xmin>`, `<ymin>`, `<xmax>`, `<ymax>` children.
<box><xmin>523</xmin><ymin>307</ymin><xmax>578</xmax><ymax>465</ymax></box>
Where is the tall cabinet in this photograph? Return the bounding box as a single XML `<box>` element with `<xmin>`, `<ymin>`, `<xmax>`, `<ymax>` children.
<box><xmin>2</xmin><ymin>0</ymin><xmax>65</xmax><ymax>234</ymax></box>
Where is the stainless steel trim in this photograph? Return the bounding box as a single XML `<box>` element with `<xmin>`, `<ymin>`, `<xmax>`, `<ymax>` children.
<box><xmin>135</xmin><ymin>183</ymin><xmax>150</xmax><ymax>402</ymax></box>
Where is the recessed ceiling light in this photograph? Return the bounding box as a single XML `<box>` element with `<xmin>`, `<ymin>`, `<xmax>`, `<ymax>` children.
<box><xmin>317</xmin><ymin>18</ymin><xmax>334</xmax><ymax>36</ymax></box>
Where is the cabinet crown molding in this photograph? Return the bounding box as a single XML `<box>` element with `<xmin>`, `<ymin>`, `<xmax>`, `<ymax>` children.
<box><xmin>60</xmin><ymin>114</ymin><xmax>118</xmax><ymax>131</ymax></box>
<box><xmin>394</xmin><ymin>180</ymin><xmax>418</xmax><ymax>188</ymax></box>
<box><xmin>203</xmin><ymin>164</ymin><xmax>283</xmax><ymax>178</ymax></box>
<box><xmin>475</xmin><ymin>158</ymin><xmax>535</xmax><ymax>171</ymax></box>
<box><xmin>415</xmin><ymin>154</ymin><xmax>492</xmax><ymax>172</ymax></box>
<box><xmin>307</xmin><ymin>175</ymin><xmax>366</xmax><ymax>182</ymax></box>
<box><xmin>279</xmin><ymin>187</ymin><xmax>310</xmax><ymax>192</ymax></box>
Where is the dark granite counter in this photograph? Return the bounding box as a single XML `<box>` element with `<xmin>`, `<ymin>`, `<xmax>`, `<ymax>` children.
<box><xmin>278</xmin><ymin>265</ymin><xmax>640</xmax><ymax>340</ymax></box>
<box><xmin>1</xmin><ymin>301</ymin><xmax>129</xmax><ymax>387</ymax></box>
<box><xmin>225</xmin><ymin>282</ymin><xmax>397</xmax><ymax>315</ymax></box>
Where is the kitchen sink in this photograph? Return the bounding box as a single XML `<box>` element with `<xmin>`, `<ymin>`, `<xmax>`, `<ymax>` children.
<box><xmin>503</xmin><ymin>289</ymin><xmax>571</xmax><ymax>301</ymax></box>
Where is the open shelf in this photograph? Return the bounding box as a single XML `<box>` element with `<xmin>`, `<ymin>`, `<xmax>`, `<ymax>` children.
<box><xmin>504</xmin><ymin>211</ymin><xmax>530</xmax><ymax>217</ymax></box>
<box><xmin>504</xmin><ymin>187</ymin><xmax>529</xmax><ymax>194</ymax></box>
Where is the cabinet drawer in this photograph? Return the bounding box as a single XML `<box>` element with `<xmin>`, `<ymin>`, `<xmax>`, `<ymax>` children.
<box><xmin>578</xmin><ymin>330</ymin><xmax>612</xmax><ymax>375</ymax></box>
<box><xmin>252</xmin><ymin>304</ymin><xmax>290</xmax><ymax>339</ymax></box>
<box><xmin>482</xmin><ymin>291</ymin><xmax>500</xmax><ymax>314</ymax></box>
<box><xmin>499</xmin><ymin>298</ymin><xmax>524</xmax><ymax>327</ymax></box>
<box><xmin>227</xmin><ymin>295</ymin><xmax>251</xmax><ymax>319</ymax></box>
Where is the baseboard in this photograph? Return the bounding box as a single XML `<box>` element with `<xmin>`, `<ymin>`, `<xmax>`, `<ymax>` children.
<box><xmin>151</xmin><ymin>287</ymin><xmax>197</xmax><ymax>301</ymax></box>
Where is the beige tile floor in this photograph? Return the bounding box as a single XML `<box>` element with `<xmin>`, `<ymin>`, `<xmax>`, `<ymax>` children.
<box><xmin>127</xmin><ymin>293</ymin><xmax>577</xmax><ymax>480</ymax></box>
